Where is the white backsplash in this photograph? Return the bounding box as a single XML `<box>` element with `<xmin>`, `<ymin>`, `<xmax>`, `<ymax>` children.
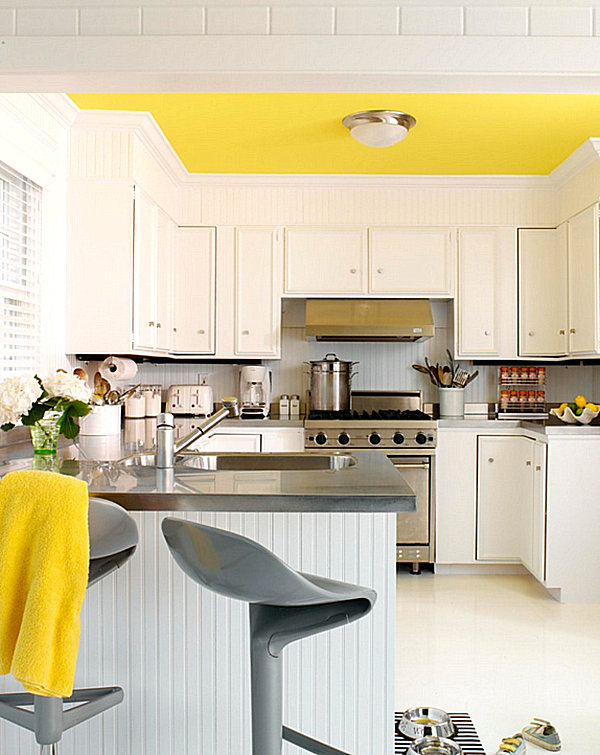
<box><xmin>104</xmin><ymin>300</ymin><xmax>600</xmax><ymax>411</ymax></box>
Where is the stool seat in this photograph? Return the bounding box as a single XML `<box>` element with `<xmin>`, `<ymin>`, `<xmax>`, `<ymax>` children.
<box><xmin>89</xmin><ymin>497</ymin><xmax>139</xmax><ymax>559</ymax></box>
<box><xmin>162</xmin><ymin>517</ymin><xmax>376</xmax><ymax>755</ymax></box>
<box><xmin>161</xmin><ymin>517</ymin><xmax>376</xmax><ymax>609</ymax></box>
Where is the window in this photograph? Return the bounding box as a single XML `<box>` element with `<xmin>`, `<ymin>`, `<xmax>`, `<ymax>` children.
<box><xmin>0</xmin><ymin>160</ymin><xmax>41</xmax><ymax>376</ymax></box>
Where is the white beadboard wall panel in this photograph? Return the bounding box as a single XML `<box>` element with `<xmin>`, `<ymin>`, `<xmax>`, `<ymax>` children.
<box><xmin>68</xmin><ymin>127</ymin><xmax>133</xmax><ymax>179</ymax></box>
<box><xmin>179</xmin><ymin>183</ymin><xmax>556</xmax><ymax>227</ymax></box>
<box><xmin>0</xmin><ymin>512</ymin><xmax>395</xmax><ymax>755</ymax></box>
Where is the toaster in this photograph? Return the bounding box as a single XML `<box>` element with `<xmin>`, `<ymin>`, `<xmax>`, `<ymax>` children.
<box><xmin>166</xmin><ymin>384</ymin><xmax>214</xmax><ymax>416</ymax></box>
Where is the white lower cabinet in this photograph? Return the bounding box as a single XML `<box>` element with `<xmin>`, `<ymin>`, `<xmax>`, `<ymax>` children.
<box><xmin>172</xmin><ymin>421</ymin><xmax>304</xmax><ymax>453</ymax></box>
<box><xmin>477</xmin><ymin>435</ymin><xmax>539</xmax><ymax>563</ymax></box>
<box><xmin>436</xmin><ymin>429</ymin><xmax>546</xmax><ymax>578</ymax></box>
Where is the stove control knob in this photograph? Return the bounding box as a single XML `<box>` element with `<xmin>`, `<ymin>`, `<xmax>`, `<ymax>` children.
<box><xmin>314</xmin><ymin>432</ymin><xmax>328</xmax><ymax>446</ymax></box>
<box><xmin>415</xmin><ymin>432</ymin><xmax>427</xmax><ymax>445</ymax></box>
<box><xmin>337</xmin><ymin>432</ymin><xmax>351</xmax><ymax>446</ymax></box>
<box><xmin>392</xmin><ymin>432</ymin><xmax>405</xmax><ymax>445</ymax></box>
<box><xmin>368</xmin><ymin>432</ymin><xmax>382</xmax><ymax>446</ymax></box>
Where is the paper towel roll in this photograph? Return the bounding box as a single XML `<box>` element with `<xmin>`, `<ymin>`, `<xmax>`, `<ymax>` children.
<box><xmin>99</xmin><ymin>356</ymin><xmax>138</xmax><ymax>383</ymax></box>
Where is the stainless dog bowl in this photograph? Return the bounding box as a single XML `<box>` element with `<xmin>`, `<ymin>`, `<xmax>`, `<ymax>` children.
<box><xmin>406</xmin><ymin>735</ymin><xmax>463</xmax><ymax>755</ymax></box>
<box><xmin>398</xmin><ymin>707</ymin><xmax>456</xmax><ymax>740</ymax></box>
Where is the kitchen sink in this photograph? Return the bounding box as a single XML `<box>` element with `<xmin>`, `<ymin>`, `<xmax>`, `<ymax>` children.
<box><xmin>117</xmin><ymin>452</ymin><xmax>356</xmax><ymax>472</ymax></box>
<box><xmin>178</xmin><ymin>452</ymin><xmax>356</xmax><ymax>471</ymax></box>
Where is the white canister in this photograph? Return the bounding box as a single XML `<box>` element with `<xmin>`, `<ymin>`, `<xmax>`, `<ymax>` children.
<box><xmin>125</xmin><ymin>390</ymin><xmax>146</xmax><ymax>418</ymax></box>
<box><xmin>79</xmin><ymin>404</ymin><xmax>122</xmax><ymax>436</ymax></box>
<box><xmin>143</xmin><ymin>385</ymin><xmax>162</xmax><ymax>417</ymax></box>
<box><xmin>438</xmin><ymin>387</ymin><xmax>465</xmax><ymax>419</ymax></box>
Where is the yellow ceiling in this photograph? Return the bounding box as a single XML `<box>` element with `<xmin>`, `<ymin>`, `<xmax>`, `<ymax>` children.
<box><xmin>69</xmin><ymin>93</ymin><xmax>600</xmax><ymax>175</ymax></box>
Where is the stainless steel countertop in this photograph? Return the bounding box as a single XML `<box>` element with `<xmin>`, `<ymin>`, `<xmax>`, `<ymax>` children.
<box><xmin>0</xmin><ymin>439</ymin><xmax>415</xmax><ymax>513</ymax></box>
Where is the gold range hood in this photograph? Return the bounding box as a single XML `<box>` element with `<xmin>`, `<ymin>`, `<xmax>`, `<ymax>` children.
<box><xmin>305</xmin><ymin>299</ymin><xmax>435</xmax><ymax>342</ymax></box>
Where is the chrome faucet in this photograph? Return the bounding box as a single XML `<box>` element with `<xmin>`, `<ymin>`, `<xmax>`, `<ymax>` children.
<box><xmin>156</xmin><ymin>398</ymin><xmax>240</xmax><ymax>468</ymax></box>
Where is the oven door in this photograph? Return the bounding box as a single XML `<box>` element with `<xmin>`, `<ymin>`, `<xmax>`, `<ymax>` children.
<box><xmin>389</xmin><ymin>455</ymin><xmax>431</xmax><ymax>546</ymax></box>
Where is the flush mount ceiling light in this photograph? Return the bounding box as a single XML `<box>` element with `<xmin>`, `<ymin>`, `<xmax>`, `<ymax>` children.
<box><xmin>342</xmin><ymin>109</ymin><xmax>417</xmax><ymax>148</ymax></box>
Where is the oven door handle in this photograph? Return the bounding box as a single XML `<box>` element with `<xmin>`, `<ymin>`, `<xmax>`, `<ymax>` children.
<box><xmin>390</xmin><ymin>461</ymin><xmax>430</xmax><ymax>470</ymax></box>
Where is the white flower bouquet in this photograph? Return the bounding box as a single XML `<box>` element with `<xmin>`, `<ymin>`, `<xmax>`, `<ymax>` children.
<box><xmin>0</xmin><ymin>370</ymin><xmax>93</xmax><ymax>440</ymax></box>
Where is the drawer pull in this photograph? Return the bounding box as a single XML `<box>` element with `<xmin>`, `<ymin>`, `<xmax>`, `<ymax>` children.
<box><xmin>349</xmin><ymin>268</ymin><xmax>357</xmax><ymax>274</ymax></box>
<box><xmin>488</xmin><ymin>457</ymin><xmax>494</xmax><ymax>463</ymax></box>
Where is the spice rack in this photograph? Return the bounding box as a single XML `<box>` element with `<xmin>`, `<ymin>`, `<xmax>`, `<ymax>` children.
<box><xmin>497</xmin><ymin>365</ymin><xmax>547</xmax><ymax>419</ymax></box>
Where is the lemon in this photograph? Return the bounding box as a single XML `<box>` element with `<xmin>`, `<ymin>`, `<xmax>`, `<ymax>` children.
<box><xmin>575</xmin><ymin>395</ymin><xmax>587</xmax><ymax>408</ymax></box>
<box><xmin>558</xmin><ymin>402</ymin><xmax>568</xmax><ymax>413</ymax></box>
<box><xmin>586</xmin><ymin>402</ymin><xmax>598</xmax><ymax>412</ymax></box>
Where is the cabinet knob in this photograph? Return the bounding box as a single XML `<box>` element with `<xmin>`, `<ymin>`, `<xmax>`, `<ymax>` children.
<box><xmin>197</xmin><ymin>329</ymin><xmax>205</xmax><ymax>335</ymax></box>
<box><xmin>526</xmin><ymin>460</ymin><xmax>532</xmax><ymax>466</ymax></box>
<box><xmin>377</xmin><ymin>268</ymin><xmax>383</xmax><ymax>274</ymax></box>
<box><xmin>156</xmin><ymin>323</ymin><xmax>161</xmax><ymax>328</ymax></box>
<box><xmin>488</xmin><ymin>457</ymin><xmax>494</xmax><ymax>463</ymax></box>
<box><xmin>349</xmin><ymin>268</ymin><xmax>357</xmax><ymax>274</ymax></box>
<box><xmin>528</xmin><ymin>331</ymin><xmax>534</xmax><ymax>337</ymax></box>
<box><xmin>535</xmin><ymin>465</ymin><xmax>541</xmax><ymax>471</ymax></box>
<box><xmin>148</xmin><ymin>321</ymin><xmax>154</xmax><ymax>327</ymax></box>
<box><xmin>173</xmin><ymin>327</ymin><xmax>177</xmax><ymax>333</ymax></box>
<box><xmin>242</xmin><ymin>329</ymin><xmax>250</xmax><ymax>335</ymax></box>
<box><xmin>559</xmin><ymin>329</ymin><xmax>565</xmax><ymax>335</ymax></box>
<box><xmin>570</xmin><ymin>328</ymin><xmax>576</xmax><ymax>334</ymax></box>
<box><xmin>484</xmin><ymin>330</ymin><xmax>491</xmax><ymax>336</ymax></box>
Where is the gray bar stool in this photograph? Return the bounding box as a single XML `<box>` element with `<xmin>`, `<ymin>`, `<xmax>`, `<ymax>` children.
<box><xmin>162</xmin><ymin>518</ymin><xmax>376</xmax><ymax>755</ymax></box>
<box><xmin>0</xmin><ymin>497</ymin><xmax>138</xmax><ymax>754</ymax></box>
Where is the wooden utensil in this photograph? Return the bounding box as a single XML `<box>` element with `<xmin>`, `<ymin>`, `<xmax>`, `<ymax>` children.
<box><xmin>446</xmin><ymin>349</ymin><xmax>455</xmax><ymax>378</ymax></box>
<box><xmin>424</xmin><ymin>357</ymin><xmax>441</xmax><ymax>386</ymax></box>
<box><xmin>412</xmin><ymin>364</ymin><xmax>431</xmax><ymax>376</ymax></box>
<box><xmin>442</xmin><ymin>367</ymin><xmax>453</xmax><ymax>386</ymax></box>
<box><xmin>73</xmin><ymin>368</ymin><xmax>89</xmax><ymax>386</ymax></box>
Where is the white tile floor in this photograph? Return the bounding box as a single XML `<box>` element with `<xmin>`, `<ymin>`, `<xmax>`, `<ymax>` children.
<box><xmin>395</xmin><ymin>573</ymin><xmax>600</xmax><ymax>755</ymax></box>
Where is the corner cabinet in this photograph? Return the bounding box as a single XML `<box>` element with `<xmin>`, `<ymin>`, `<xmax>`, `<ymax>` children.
<box><xmin>567</xmin><ymin>205</ymin><xmax>600</xmax><ymax>355</ymax></box>
<box><xmin>456</xmin><ymin>227</ymin><xmax>517</xmax><ymax>358</ymax></box>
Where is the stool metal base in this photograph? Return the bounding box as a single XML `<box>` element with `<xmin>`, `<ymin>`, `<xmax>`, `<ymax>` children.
<box><xmin>0</xmin><ymin>686</ymin><xmax>123</xmax><ymax>745</ymax></box>
<box><xmin>283</xmin><ymin>726</ymin><xmax>353</xmax><ymax>755</ymax></box>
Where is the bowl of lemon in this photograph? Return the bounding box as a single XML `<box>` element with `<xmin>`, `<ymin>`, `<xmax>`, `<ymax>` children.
<box><xmin>550</xmin><ymin>395</ymin><xmax>600</xmax><ymax>424</ymax></box>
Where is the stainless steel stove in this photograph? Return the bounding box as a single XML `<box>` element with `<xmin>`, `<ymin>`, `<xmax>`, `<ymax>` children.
<box><xmin>305</xmin><ymin>391</ymin><xmax>437</xmax><ymax>572</ymax></box>
<box><xmin>305</xmin><ymin>390</ymin><xmax>436</xmax><ymax>450</ymax></box>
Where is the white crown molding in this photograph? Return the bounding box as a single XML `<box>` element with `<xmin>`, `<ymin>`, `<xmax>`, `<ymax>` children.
<box><xmin>71</xmin><ymin>109</ymin><xmax>188</xmax><ymax>185</ymax></box>
<box><xmin>180</xmin><ymin>172</ymin><xmax>553</xmax><ymax>191</ymax></box>
<box><xmin>29</xmin><ymin>93</ymin><xmax>79</xmax><ymax>129</ymax></box>
<box><xmin>548</xmin><ymin>138</ymin><xmax>600</xmax><ymax>189</ymax></box>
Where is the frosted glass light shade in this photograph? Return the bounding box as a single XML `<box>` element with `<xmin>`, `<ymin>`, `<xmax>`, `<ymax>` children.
<box><xmin>342</xmin><ymin>109</ymin><xmax>416</xmax><ymax>148</ymax></box>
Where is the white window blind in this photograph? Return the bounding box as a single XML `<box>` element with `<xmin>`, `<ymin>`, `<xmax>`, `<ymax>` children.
<box><xmin>0</xmin><ymin>160</ymin><xmax>41</xmax><ymax>377</ymax></box>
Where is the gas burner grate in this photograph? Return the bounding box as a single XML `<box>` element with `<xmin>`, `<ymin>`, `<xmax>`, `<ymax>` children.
<box><xmin>308</xmin><ymin>409</ymin><xmax>432</xmax><ymax>421</ymax></box>
<box><xmin>394</xmin><ymin>712</ymin><xmax>485</xmax><ymax>754</ymax></box>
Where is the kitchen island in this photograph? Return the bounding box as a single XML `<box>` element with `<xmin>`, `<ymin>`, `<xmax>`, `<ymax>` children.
<box><xmin>0</xmin><ymin>442</ymin><xmax>414</xmax><ymax>755</ymax></box>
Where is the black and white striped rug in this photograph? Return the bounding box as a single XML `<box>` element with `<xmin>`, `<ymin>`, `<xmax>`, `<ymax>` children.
<box><xmin>395</xmin><ymin>712</ymin><xmax>486</xmax><ymax>754</ymax></box>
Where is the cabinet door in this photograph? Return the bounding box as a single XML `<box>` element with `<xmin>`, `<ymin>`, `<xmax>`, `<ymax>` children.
<box><xmin>457</xmin><ymin>229</ymin><xmax>499</xmax><ymax>356</ymax></box>
<box><xmin>132</xmin><ymin>189</ymin><xmax>158</xmax><ymax>350</ymax></box>
<box><xmin>477</xmin><ymin>435</ymin><xmax>533</xmax><ymax>562</ymax></box>
<box><xmin>171</xmin><ymin>227</ymin><xmax>216</xmax><ymax>354</ymax></box>
<box><xmin>155</xmin><ymin>207</ymin><xmax>173</xmax><ymax>352</ymax></box>
<box><xmin>284</xmin><ymin>227</ymin><xmax>366</xmax><ymax>294</ymax></box>
<box><xmin>369</xmin><ymin>228</ymin><xmax>454</xmax><ymax>295</ymax></box>
<box><xmin>529</xmin><ymin>440</ymin><xmax>547</xmax><ymax>582</ymax></box>
<box><xmin>568</xmin><ymin>205</ymin><xmax>599</xmax><ymax>354</ymax></box>
<box><xmin>235</xmin><ymin>228</ymin><xmax>281</xmax><ymax>356</ymax></box>
<box><xmin>193</xmin><ymin>432</ymin><xmax>262</xmax><ymax>452</ymax></box>
<box><xmin>519</xmin><ymin>226</ymin><xmax>568</xmax><ymax>357</ymax></box>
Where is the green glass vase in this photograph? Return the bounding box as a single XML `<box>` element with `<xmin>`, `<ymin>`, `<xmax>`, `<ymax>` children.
<box><xmin>29</xmin><ymin>410</ymin><xmax>64</xmax><ymax>455</ymax></box>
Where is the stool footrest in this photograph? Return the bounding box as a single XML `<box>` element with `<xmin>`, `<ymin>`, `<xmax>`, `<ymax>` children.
<box><xmin>283</xmin><ymin>725</ymin><xmax>354</xmax><ymax>755</ymax></box>
<box><xmin>0</xmin><ymin>686</ymin><xmax>123</xmax><ymax>745</ymax></box>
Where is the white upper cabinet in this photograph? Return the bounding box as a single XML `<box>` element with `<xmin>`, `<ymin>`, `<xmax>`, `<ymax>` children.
<box><xmin>369</xmin><ymin>227</ymin><xmax>455</xmax><ymax>295</ymax></box>
<box><xmin>456</xmin><ymin>227</ymin><xmax>517</xmax><ymax>358</ymax></box>
<box><xmin>171</xmin><ymin>227</ymin><xmax>216</xmax><ymax>354</ymax></box>
<box><xmin>518</xmin><ymin>225</ymin><xmax>568</xmax><ymax>357</ymax></box>
<box><xmin>568</xmin><ymin>204</ymin><xmax>600</xmax><ymax>355</ymax></box>
<box><xmin>235</xmin><ymin>227</ymin><xmax>281</xmax><ymax>357</ymax></box>
<box><xmin>284</xmin><ymin>227</ymin><xmax>367</xmax><ymax>294</ymax></box>
<box><xmin>132</xmin><ymin>189</ymin><xmax>175</xmax><ymax>353</ymax></box>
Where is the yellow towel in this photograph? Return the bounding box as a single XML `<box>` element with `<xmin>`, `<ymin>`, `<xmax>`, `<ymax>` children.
<box><xmin>0</xmin><ymin>470</ymin><xmax>89</xmax><ymax>698</ymax></box>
